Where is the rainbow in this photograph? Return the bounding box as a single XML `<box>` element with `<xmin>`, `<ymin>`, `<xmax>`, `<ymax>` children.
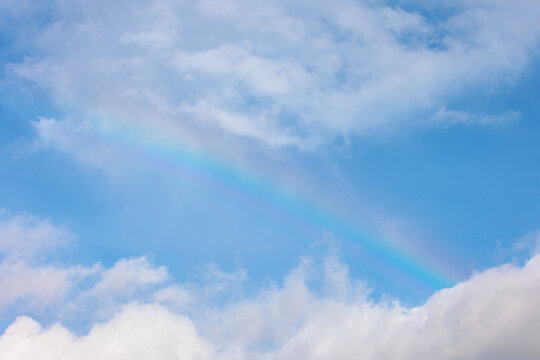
<box><xmin>95</xmin><ymin>117</ymin><xmax>455</xmax><ymax>290</ymax></box>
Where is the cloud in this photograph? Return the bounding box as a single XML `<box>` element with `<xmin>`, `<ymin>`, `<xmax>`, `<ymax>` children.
<box><xmin>431</xmin><ymin>107</ymin><xmax>521</xmax><ymax>126</ymax></box>
<box><xmin>0</xmin><ymin>305</ymin><xmax>212</xmax><ymax>360</ymax></box>
<box><xmin>0</xmin><ymin>211</ymin><xmax>165</xmax><ymax>318</ymax></box>
<box><xmin>171</xmin><ymin>45</ymin><xmax>312</xmax><ymax>96</ymax></box>
<box><xmin>268</xmin><ymin>256</ymin><xmax>540</xmax><ymax>360</ymax></box>
<box><xmin>0</xmin><ymin>209</ymin><xmax>72</xmax><ymax>260</ymax></box>
<box><xmin>1</xmin><ymin>210</ymin><xmax>540</xmax><ymax>359</ymax></box>
<box><xmin>1</xmin><ymin>253</ymin><xmax>540</xmax><ymax>359</ymax></box>
<box><xmin>0</xmin><ymin>262</ymin><xmax>72</xmax><ymax>309</ymax></box>
<box><xmin>91</xmin><ymin>257</ymin><xmax>168</xmax><ymax>296</ymax></box>
<box><xmin>5</xmin><ymin>0</ymin><xmax>540</xmax><ymax>150</ymax></box>
<box><xmin>0</xmin><ymin>210</ymin><xmax>78</xmax><ymax>308</ymax></box>
<box><xmin>31</xmin><ymin>118</ymin><xmax>130</xmax><ymax>173</ymax></box>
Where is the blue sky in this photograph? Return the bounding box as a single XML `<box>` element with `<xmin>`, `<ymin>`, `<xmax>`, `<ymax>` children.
<box><xmin>1</xmin><ymin>1</ymin><xmax>540</xmax><ymax>358</ymax></box>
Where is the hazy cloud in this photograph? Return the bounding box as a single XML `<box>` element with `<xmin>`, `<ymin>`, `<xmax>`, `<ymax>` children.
<box><xmin>5</xmin><ymin>0</ymin><xmax>540</xmax><ymax>150</ymax></box>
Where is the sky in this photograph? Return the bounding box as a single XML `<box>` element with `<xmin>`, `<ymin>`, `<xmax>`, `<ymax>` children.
<box><xmin>1</xmin><ymin>0</ymin><xmax>540</xmax><ymax>358</ymax></box>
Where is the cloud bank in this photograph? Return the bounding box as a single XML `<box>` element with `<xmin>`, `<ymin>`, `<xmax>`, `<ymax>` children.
<box><xmin>5</xmin><ymin>0</ymin><xmax>540</xmax><ymax>150</ymax></box>
<box><xmin>1</xmin><ymin>211</ymin><xmax>540</xmax><ymax>359</ymax></box>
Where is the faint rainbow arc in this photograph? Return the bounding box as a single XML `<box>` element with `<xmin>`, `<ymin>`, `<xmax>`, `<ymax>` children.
<box><xmin>97</xmin><ymin>121</ymin><xmax>454</xmax><ymax>290</ymax></box>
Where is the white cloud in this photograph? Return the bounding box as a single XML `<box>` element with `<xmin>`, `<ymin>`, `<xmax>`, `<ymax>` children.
<box><xmin>0</xmin><ymin>211</ymin><xmax>165</xmax><ymax>318</ymax></box>
<box><xmin>31</xmin><ymin>118</ymin><xmax>127</xmax><ymax>172</ymax></box>
<box><xmin>31</xmin><ymin>117</ymin><xmax>163</xmax><ymax>179</ymax></box>
<box><xmin>0</xmin><ymin>262</ymin><xmax>72</xmax><ymax>308</ymax></box>
<box><xmin>0</xmin><ymin>304</ymin><xmax>213</xmax><ymax>360</ymax></box>
<box><xmin>268</xmin><ymin>256</ymin><xmax>540</xmax><ymax>359</ymax></box>
<box><xmin>91</xmin><ymin>257</ymin><xmax>168</xmax><ymax>295</ymax></box>
<box><xmin>430</xmin><ymin>107</ymin><xmax>521</xmax><ymax>126</ymax></box>
<box><xmin>0</xmin><ymin>209</ymin><xmax>72</xmax><ymax>260</ymax></box>
<box><xmin>172</xmin><ymin>45</ymin><xmax>312</xmax><ymax>96</ymax></box>
<box><xmin>1</xmin><ymin>210</ymin><xmax>540</xmax><ymax>359</ymax></box>
<box><xmin>1</xmin><ymin>251</ymin><xmax>540</xmax><ymax>359</ymax></box>
<box><xmin>181</xmin><ymin>101</ymin><xmax>306</xmax><ymax>147</ymax></box>
<box><xmin>5</xmin><ymin>0</ymin><xmax>540</xmax><ymax>150</ymax></box>
<box><xmin>0</xmin><ymin>211</ymin><xmax>78</xmax><ymax>308</ymax></box>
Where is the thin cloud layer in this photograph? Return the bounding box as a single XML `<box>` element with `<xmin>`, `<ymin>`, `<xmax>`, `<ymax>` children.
<box><xmin>6</xmin><ymin>0</ymin><xmax>540</xmax><ymax>149</ymax></box>
<box><xmin>1</xmin><ymin>211</ymin><xmax>540</xmax><ymax>359</ymax></box>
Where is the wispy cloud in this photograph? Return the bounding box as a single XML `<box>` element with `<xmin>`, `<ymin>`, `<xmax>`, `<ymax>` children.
<box><xmin>431</xmin><ymin>107</ymin><xmax>521</xmax><ymax>126</ymax></box>
<box><xmin>5</xmin><ymin>0</ymin><xmax>540</xmax><ymax>150</ymax></box>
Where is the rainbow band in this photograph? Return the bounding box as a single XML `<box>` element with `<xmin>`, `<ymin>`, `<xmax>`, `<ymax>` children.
<box><xmin>98</xmin><ymin>119</ymin><xmax>454</xmax><ymax>290</ymax></box>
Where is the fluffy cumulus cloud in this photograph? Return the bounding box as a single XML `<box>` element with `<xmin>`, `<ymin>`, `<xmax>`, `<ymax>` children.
<box><xmin>0</xmin><ymin>210</ymin><xmax>76</xmax><ymax>308</ymax></box>
<box><xmin>0</xmin><ymin>210</ymin><xmax>166</xmax><ymax>319</ymax></box>
<box><xmin>1</xmin><ymin>211</ymin><xmax>540</xmax><ymax>359</ymax></box>
<box><xmin>4</xmin><ymin>0</ymin><xmax>540</xmax><ymax>150</ymax></box>
<box><xmin>0</xmin><ymin>305</ymin><xmax>212</xmax><ymax>360</ymax></box>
